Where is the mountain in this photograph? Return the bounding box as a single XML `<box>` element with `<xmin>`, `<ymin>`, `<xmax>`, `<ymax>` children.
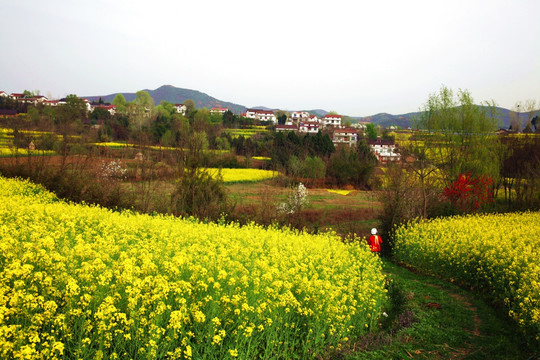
<box><xmin>84</xmin><ymin>85</ymin><xmax>247</xmax><ymax>114</ymax></box>
<box><xmin>85</xmin><ymin>85</ymin><xmax>531</xmax><ymax>129</ymax></box>
<box><xmin>355</xmin><ymin>107</ymin><xmax>530</xmax><ymax>130</ymax></box>
<box><xmin>305</xmin><ymin>109</ymin><xmax>329</xmax><ymax>117</ymax></box>
<box><xmin>354</xmin><ymin>112</ymin><xmax>420</xmax><ymax>128</ymax></box>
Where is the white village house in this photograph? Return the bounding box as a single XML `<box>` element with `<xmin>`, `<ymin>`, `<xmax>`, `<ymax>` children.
<box><xmin>290</xmin><ymin>111</ymin><xmax>310</xmax><ymax>124</ymax></box>
<box><xmin>332</xmin><ymin>128</ymin><xmax>358</xmax><ymax>146</ymax></box>
<box><xmin>245</xmin><ymin>108</ymin><xmax>277</xmax><ymax>124</ymax></box>
<box><xmin>298</xmin><ymin>121</ymin><xmax>320</xmax><ymax>134</ymax></box>
<box><xmin>323</xmin><ymin>114</ymin><xmax>342</xmax><ymax>127</ymax></box>
<box><xmin>174</xmin><ymin>104</ymin><xmax>187</xmax><ymax>116</ymax></box>
<box><xmin>368</xmin><ymin>137</ymin><xmax>401</xmax><ymax>162</ymax></box>
<box><xmin>210</xmin><ymin>107</ymin><xmax>228</xmax><ymax>114</ymax></box>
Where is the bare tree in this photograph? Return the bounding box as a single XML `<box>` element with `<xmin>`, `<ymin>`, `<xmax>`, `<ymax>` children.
<box><xmin>509</xmin><ymin>102</ymin><xmax>522</xmax><ymax>132</ymax></box>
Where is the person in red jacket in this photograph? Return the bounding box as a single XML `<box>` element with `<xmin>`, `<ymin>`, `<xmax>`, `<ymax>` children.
<box><xmin>368</xmin><ymin>228</ymin><xmax>382</xmax><ymax>253</ymax></box>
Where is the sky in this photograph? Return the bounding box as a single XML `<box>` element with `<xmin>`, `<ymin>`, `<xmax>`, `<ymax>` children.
<box><xmin>1</xmin><ymin>0</ymin><xmax>539</xmax><ymax>116</ymax></box>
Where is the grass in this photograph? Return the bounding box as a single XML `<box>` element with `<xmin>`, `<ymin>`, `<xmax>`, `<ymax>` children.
<box><xmin>339</xmin><ymin>259</ymin><xmax>535</xmax><ymax>359</ymax></box>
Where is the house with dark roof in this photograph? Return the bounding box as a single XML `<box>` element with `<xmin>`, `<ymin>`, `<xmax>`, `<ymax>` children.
<box><xmin>276</xmin><ymin>124</ymin><xmax>298</xmax><ymax>132</ymax></box>
<box><xmin>368</xmin><ymin>137</ymin><xmax>400</xmax><ymax>162</ymax></box>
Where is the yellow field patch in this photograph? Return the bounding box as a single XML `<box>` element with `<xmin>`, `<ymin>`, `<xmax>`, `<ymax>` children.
<box><xmin>206</xmin><ymin>168</ymin><xmax>278</xmax><ymax>183</ymax></box>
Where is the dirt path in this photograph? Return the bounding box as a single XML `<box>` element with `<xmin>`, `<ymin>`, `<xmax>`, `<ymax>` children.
<box><xmin>423</xmin><ymin>282</ymin><xmax>482</xmax><ymax>359</ymax></box>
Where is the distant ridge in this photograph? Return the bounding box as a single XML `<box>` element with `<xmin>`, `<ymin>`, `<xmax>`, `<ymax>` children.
<box><xmin>84</xmin><ymin>85</ymin><xmax>247</xmax><ymax>114</ymax></box>
<box><xmin>85</xmin><ymin>85</ymin><xmax>525</xmax><ymax>129</ymax></box>
<box><xmin>355</xmin><ymin>107</ymin><xmax>527</xmax><ymax>129</ymax></box>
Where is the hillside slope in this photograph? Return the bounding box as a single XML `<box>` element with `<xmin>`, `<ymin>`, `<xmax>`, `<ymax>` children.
<box><xmin>85</xmin><ymin>85</ymin><xmax>529</xmax><ymax>129</ymax></box>
<box><xmin>85</xmin><ymin>85</ymin><xmax>247</xmax><ymax>114</ymax></box>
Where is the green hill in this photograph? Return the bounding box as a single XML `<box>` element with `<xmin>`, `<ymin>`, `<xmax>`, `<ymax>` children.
<box><xmin>85</xmin><ymin>85</ymin><xmax>247</xmax><ymax>114</ymax></box>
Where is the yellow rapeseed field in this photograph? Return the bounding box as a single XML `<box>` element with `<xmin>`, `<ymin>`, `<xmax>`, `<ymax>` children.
<box><xmin>0</xmin><ymin>176</ymin><xmax>386</xmax><ymax>359</ymax></box>
<box><xmin>394</xmin><ymin>212</ymin><xmax>540</xmax><ymax>346</ymax></box>
<box><xmin>206</xmin><ymin>168</ymin><xmax>278</xmax><ymax>183</ymax></box>
<box><xmin>0</xmin><ymin>128</ymin><xmax>55</xmax><ymax>157</ymax></box>
<box><xmin>326</xmin><ymin>189</ymin><xmax>353</xmax><ymax>196</ymax></box>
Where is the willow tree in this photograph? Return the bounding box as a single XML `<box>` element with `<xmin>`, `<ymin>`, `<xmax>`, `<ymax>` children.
<box><xmin>413</xmin><ymin>86</ymin><xmax>501</xmax><ymax>185</ymax></box>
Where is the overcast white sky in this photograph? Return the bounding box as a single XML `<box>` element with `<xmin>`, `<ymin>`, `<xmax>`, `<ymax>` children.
<box><xmin>1</xmin><ymin>0</ymin><xmax>539</xmax><ymax>116</ymax></box>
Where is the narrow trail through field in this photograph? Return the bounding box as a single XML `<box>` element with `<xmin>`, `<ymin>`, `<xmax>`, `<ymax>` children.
<box><xmin>351</xmin><ymin>260</ymin><xmax>537</xmax><ymax>360</ymax></box>
<box><xmin>420</xmin><ymin>281</ymin><xmax>482</xmax><ymax>359</ymax></box>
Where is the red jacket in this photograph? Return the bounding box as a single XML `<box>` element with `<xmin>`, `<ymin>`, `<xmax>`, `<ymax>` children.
<box><xmin>368</xmin><ymin>234</ymin><xmax>382</xmax><ymax>252</ymax></box>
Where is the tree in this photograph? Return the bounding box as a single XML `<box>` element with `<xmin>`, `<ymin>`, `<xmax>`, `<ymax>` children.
<box><xmin>443</xmin><ymin>173</ymin><xmax>494</xmax><ymax>213</ymax></box>
<box><xmin>522</xmin><ymin>99</ymin><xmax>538</xmax><ymax>134</ymax></box>
<box><xmin>414</xmin><ymin>86</ymin><xmax>500</xmax><ymax>185</ymax></box>
<box><xmin>128</xmin><ymin>91</ymin><xmax>154</xmax><ymax>134</ymax></box>
<box><xmin>381</xmin><ymin>128</ymin><xmax>395</xmax><ymax>141</ymax></box>
<box><xmin>54</xmin><ymin>94</ymin><xmax>87</xmax><ymax>168</ymax></box>
<box><xmin>170</xmin><ymin>167</ymin><xmax>232</xmax><ymax>221</ymax></box>
<box><xmin>183</xmin><ymin>99</ymin><xmax>196</xmax><ymax>118</ymax></box>
<box><xmin>22</xmin><ymin>90</ymin><xmax>35</xmax><ymax>98</ymax></box>
<box><xmin>523</xmin><ymin>99</ymin><xmax>537</xmax><ymax>126</ymax></box>
<box><xmin>133</xmin><ymin>90</ymin><xmax>154</xmax><ymax>109</ymax></box>
<box><xmin>222</xmin><ymin>110</ymin><xmax>237</xmax><ymax>127</ymax></box>
<box><xmin>400</xmin><ymin>143</ymin><xmax>439</xmax><ymax>218</ymax></box>
<box><xmin>365</xmin><ymin>123</ymin><xmax>378</xmax><ymax>140</ymax></box>
<box><xmin>193</xmin><ymin>108</ymin><xmax>211</xmax><ymax>131</ymax></box>
<box><xmin>303</xmin><ymin>156</ymin><xmax>326</xmax><ymax>179</ymax></box>
<box><xmin>327</xmin><ymin>144</ymin><xmax>377</xmax><ymax>188</ymax></box>
<box><xmin>112</xmin><ymin>94</ymin><xmax>128</xmax><ymax>114</ymax></box>
<box><xmin>509</xmin><ymin>102</ymin><xmax>522</xmax><ymax>132</ymax></box>
<box><xmin>277</xmin><ymin>113</ymin><xmax>287</xmax><ymax>125</ymax></box>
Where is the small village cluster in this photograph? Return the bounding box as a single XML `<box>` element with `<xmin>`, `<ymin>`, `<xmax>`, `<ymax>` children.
<box><xmin>216</xmin><ymin>107</ymin><xmax>401</xmax><ymax>163</ymax></box>
<box><xmin>0</xmin><ymin>91</ymin><xmax>400</xmax><ymax>163</ymax></box>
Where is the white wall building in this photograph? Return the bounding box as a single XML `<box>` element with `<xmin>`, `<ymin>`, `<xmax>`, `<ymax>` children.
<box><xmin>368</xmin><ymin>137</ymin><xmax>401</xmax><ymax>162</ymax></box>
<box><xmin>174</xmin><ymin>104</ymin><xmax>187</xmax><ymax>116</ymax></box>
<box><xmin>211</xmin><ymin>107</ymin><xmax>228</xmax><ymax>114</ymax></box>
<box><xmin>290</xmin><ymin>111</ymin><xmax>310</xmax><ymax>123</ymax></box>
<box><xmin>245</xmin><ymin>108</ymin><xmax>277</xmax><ymax>124</ymax></box>
<box><xmin>323</xmin><ymin>114</ymin><xmax>342</xmax><ymax>127</ymax></box>
<box><xmin>333</xmin><ymin>128</ymin><xmax>358</xmax><ymax>146</ymax></box>
<box><xmin>299</xmin><ymin>121</ymin><xmax>320</xmax><ymax>134</ymax></box>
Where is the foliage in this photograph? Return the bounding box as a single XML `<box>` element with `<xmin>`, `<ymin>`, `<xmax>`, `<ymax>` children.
<box><xmin>303</xmin><ymin>156</ymin><xmax>326</xmax><ymax>179</ymax></box>
<box><xmin>499</xmin><ymin>135</ymin><xmax>540</xmax><ymax>208</ymax></box>
<box><xmin>443</xmin><ymin>173</ymin><xmax>494</xmax><ymax>212</ymax></box>
<box><xmin>170</xmin><ymin>167</ymin><xmax>232</xmax><ymax>220</ymax></box>
<box><xmin>112</xmin><ymin>93</ymin><xmax>127</xmax><ymax>114</ymax></box>
<box><xmin>365</xmin><ymin>123</ymin><xmax>378</xmax><ymax>140</ymax></box>
<box><xmin>272</xmin><ymin>131</ymin><xmax>334</xmax><ymax>169</ymax></box>
<box><xmin>393</xmin><ymin>211</ymin><xmax>540</xmax><ymax>349</ymax></box>
<box><xmin>413</xmin><ymin>86</ymin><xmax>500</xmax><ymax>184</ymax></box>
<box><xmin>0</xmin><ymin>176</ymin><xmax>387</xmax><ymax>359</ymax></box>
<box><xmin>326</xmin><ymin>141</ymin><xmax>377</xmax><ymax>188</ymax></box>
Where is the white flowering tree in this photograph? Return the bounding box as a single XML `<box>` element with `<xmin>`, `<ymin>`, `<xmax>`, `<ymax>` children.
<box><xmin>100</xmin><ymin>160</ymin><xmax>127</xmax><ymax>180</ymax></box>
<box><xmin>277</xmin><ymin>182</ymin><xmax>309</xmax><ymax>215</ymax></box>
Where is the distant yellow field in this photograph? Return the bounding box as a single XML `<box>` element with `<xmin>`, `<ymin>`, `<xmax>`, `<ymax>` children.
<box><xmin>206</xmin><ymin>168</ymin><xmax>278</xmax><ymax>183</ymax></box>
